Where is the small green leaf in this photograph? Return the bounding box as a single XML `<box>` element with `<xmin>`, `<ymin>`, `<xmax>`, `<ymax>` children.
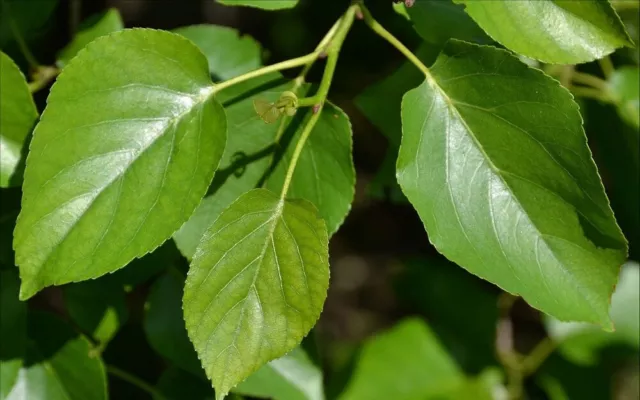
<box><xmin>145</xmin><ymin>272</ymin><xmax>204</xmax><ymax>377</ymax></box>
<box><xmin>339</xmin><ymin>318</ymin><xmax>465</xmax><ymax>400</ymax></box>
<box><xmin>156</xmin><ymin>366</ymin><xmax>215</xmax><ymax>400</ymax></box>
<box><xmin>217</xmin><ymin>0</ymin><xmax>298</xmax><ymax>10</ymax></box>
<box><xmin>607</xmin><ymin>66</ymin><xmax>640</xmax><ymax>128</ymax></box>
<box><xmin>57</xmin><ymin>8</ymin><xmax>124</xmax><ymax>67</ymax></box>
<box><xmin>0</xmin><ymin>270</ymin><xmax>26</xmax><ymax>399</ymax></box>
<box><xmin>64</xmin><ymin>279</ymin><xmax>128</xmax><ymax>345</ymax></box>
<box><xmin>14</xmin><ymin>29</ymin><xmax>226</xmax><ymax>299</ymax></box>
<box><xmin>235</xmin><ymin>347</ymin><xmax>324</xmax><ymax>400</ymax></box>
<box><xmin>546</xmin><ymin>262</ymin><xmax>639</xmax><ymax>365</ymax></box>
<box><xmin>0</xmin><ymin>51</ymin><xmax>38</xmax><ymax>188</ymax></box>
<box><xmin>455</xmin><ymin>0</ymin><xmax>633</xmax><ymax>64</ymax></box>
<box><xmin>407</xmin><ymin>0</ymin><xmax>489</xmax><ymax>45</ymax></box>
<box><xmin>266</xmin><ymin>103</ymin><xmax>355</xmax><ymax>236</ymax></box>
<box><xmin>183</xmin><ymin>188</ymin><xmax>329</xmax><ymax>398</ymax></box>
<box><xmin>174</xmin><ymin>25</ymin><xmax>262</xmax><ymax>81</ymax></box>
<box><xmin>397</xmin><ymin>40</ymin><xmax>627</xmax><ymax>326</ymax></box>
<box><xmin>5</xmin><ymin>312</ymin><xmax>107</xmax><ymax>400</ymax></box>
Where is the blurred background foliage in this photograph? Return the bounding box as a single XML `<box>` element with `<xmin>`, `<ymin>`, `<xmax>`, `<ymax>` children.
<box><xmin>0</xmin><ymin>0</ymin><xmax>638</xmax><ymax>399</ymax></box>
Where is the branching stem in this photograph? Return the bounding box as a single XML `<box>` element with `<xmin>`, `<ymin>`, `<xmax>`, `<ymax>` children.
<box><xmin>106</xmin><ymin>365</ymin><xmax>169</xmax><ymax>400</ymax></box>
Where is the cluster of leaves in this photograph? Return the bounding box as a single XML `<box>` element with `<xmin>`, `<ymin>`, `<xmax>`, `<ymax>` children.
<box><xmin>0</xmin><ymin>0</ymin><xmax>638</xmax><ymax>399</ymax></box>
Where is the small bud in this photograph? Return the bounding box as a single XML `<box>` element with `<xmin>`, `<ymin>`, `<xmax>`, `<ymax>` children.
<box><xmin>313</xmin><ymin>104</ymin><xmax>321</xmax><ymax>114</ymax></box>
<box><xmin>355</xmin><ymin>9</ymin><xmax>364</xmax><ymax>20</ymax></box>
<box><xmin>405</xmin><ymin>0</ymin><xmax>415</xmax><ymax>7</ymax></box>
<box><xmin>319</xmin><ymin>51</ymin><xmax>328</xmax><ymax>59</ymax></box>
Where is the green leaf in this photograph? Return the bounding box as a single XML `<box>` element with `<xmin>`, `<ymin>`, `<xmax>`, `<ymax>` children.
<box><xmin>0</xmin><ymin>270</ymin><xmax>26</xmax><ymax>399</ymax></box>
<box><xmin>145</xmin><ymin>272</ymin><xmax>204</xmax><ymax>377</ymax></box>
<box><xmin>183</xmin><ymin>188</ymin><xmax>329</xmax><ymax>399</ymax></box>
<box><xmin>546</xmin><ymin>262</ymin><xmax>639</xmax><ymax>365</ymax></box>
<box><xmin>174</xmin><ymin>76</ymin><xmax>354</xmax><ymax>258</ymax></box>
<box><xmin>397</xmin><ymin>40</ymin><xmax>627</xmax><ymax>326</ymax></box>
<box><xmin>217</xmin><ymin>0</ymin><xmax>298</xmax><ymax>10</ymax></box>
<box><xmin>14</xmin><ymin>29</ymin><xmax>226</xmax><ymax>300</ymax></box>
<box><xmin>0</xmin><ymin>0</ymin><xmax>57</xmax><ymax>47</ymax></box>
<box><xmin>64</xmin><ymin>279</ymin><xmax>128</xmax><ymax>345</ymax></box>
<box><xmin>56</xmin><ymin>9</ymin><xmax>124</xmax><ymax>67</ymax></box>
<box><xmin>339</xmin><ymin>318</ymin><xmax>465</xmax><ymax>400</ymax></box>
<box><xmin>5</xmin><ymin>312</ymin><xmax>107</xmax><ymax>400</ymax></box>
<box><xmin>407</xmin><ymin>0</ymin><xmax>489</xmax><ymax>45</ymax></box>
<box><xmin>173</xmin><ymin>75</ymin><xmax>286</xmax><ymax>259</ymax></box>
<box><xmin>455</xmin><ymin>0</ymin><xmax>633</xmax><ymax>64</ymax></box>
<box><xmin>266</xmin><ymin>103</ymin><xmax>355</xmax><ymax>236</ymax></box>
<box><xmin>607</xmin><ymin>66</ymin><xmax>640</xmax><ymax>128</ymax></box>
<box><xmin>174</xmin><ymin>25</ymin><xmax>262</xmax><ymax>81</ymax></box>
<box><xmin>235</xmin><ymin>347</ymin><xmax>324</xmax><ymax>400</ymax></box>
<box><xmin>0</xmin><ymin>51</ymin><xmax>38</xmax><ymax>188</ymax></box>
<box><xmin>156</xmin><ymin>367</ymin><xmax>215</xmax><ymax>400</ymax></box>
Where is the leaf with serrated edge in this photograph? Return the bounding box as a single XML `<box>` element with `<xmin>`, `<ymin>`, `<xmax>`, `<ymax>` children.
<box><xmin>183</xmin><ymin>188</ymin><xmax>329</xmax><ymax>399</ymax></box>
<box><xmin>217</xmin><ymin>0</ymin><xmax>298</xmax><ymax>10</ymax></box>
<box><xmin>0</xmin><ymin>52</ymin><xmax>38</xmax><ymax>188</ymax></box>
<box><xmin>14</xmin><ymin>29</ymin><xmax>226</xmax><ymax>299</ymax></box>
<box><xmin>455</xmin><ymin>0</ymin><xmax>633</xmax><ymax>64</ymax></box>
<box><xmin>397</xmin><ymin>40</ymin><xmax>626</xmax><ymax>327</ymax></box>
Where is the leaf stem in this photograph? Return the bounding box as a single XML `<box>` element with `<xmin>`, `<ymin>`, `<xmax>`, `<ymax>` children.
<box><xmin>295</xmin><ymin>15</ymin><xmax>343</xmax><ymax>86</ymax></box>
<box><xmin>278</xmin><ymin>4</ymin><xmax>358</xmax><ymax>199</ymax></box>
<box><xmin>107</xmin><ymin>365</ymin><xmax>168</xmax><ymax>400</ymax></box>
<box><xmin>28</xmin><ymin>65</ymin><xmax>60</xmax><ymax>93</ymax></box>
<box><xmin>598</xmin><ymin>56</ymin><xmax>615</xmax><ymax>79</ymax></box>
<box><xmin>570</xmin><ymin>86</ymin><xmax>612</xmax><ymax>102</ymax></box>
<box><xmin>572</xmin><ymin>71</ymin><xmax>608</xmax><ymax>90</ymax></box>
<box><xmin>357</xmin><ymin>3</ymin><xmax>430</xmax><ymax>76</ymax></box>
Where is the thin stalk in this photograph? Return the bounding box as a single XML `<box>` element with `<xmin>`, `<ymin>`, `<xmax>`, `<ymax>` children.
<box><xmin>107</xmin><ymin>365</ymin><xmax>168</xmax><ymax>400</ymax></box>
<box><xmin>598</xmin><ymin>56</ymin><xmax>615</xmax><ymax>79</ymax></box>
<box><xmin>571</xmin><ymin>86</ymin><xmax>612</xmax><ymax>102</ymax></box>
<box><xmin>8</xmin><ymin>14</ymin><xmax>39</xmax><ymax>69</ymax></box>
<box><xmin>213</xmin><ymin>52</ymin><xmax>321</xmax><ymax>93</ymax></box>
<box><xmin>279</xmin><ymin>4</ymin><xmax>358</xmax><ymax>199</ymax></box>
<box><xmin>572</xmin><ymin>71</ymin><xmax>608</xmax><ymax>90</ymax></box>
<box><xmin>295</xmin><ymin>15</ymin><xmax>343</xmax><ymax>85</ymax></box>
<box><xmin>358</xmin><ymin>3</ymin><xmax>429</xmax><ymax>76</ymax></box>
<box><xmin>28</xmin><ymin>66</ymin><xmax>60</xmax><ymax>93</ymax></box>
<box><xmin>522</xmin><ymin>337</ymin><xmax>557</xmax><ymax>376</ymax></box>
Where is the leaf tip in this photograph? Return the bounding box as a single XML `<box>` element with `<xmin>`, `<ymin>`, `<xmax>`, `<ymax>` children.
<box><xmin>18</xmin><ymin>279</ymin><xmax>40</xmax><ymax>301</ymax></box>
<box><xmin>215</xmin><ymin>391</ymin><xmax>227</xmax><ymax>400</ymax></box>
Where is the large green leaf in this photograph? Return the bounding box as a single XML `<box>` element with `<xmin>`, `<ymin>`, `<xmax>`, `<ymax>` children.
<box><xmin>455</xmin><ymin>0</ymin><xmax>633</xmax><ymax>64</ymax></box>
<box><xmin>607</xmin><ymin>66</ymin><xmax>640</xmax><ymax>128</ymax></box>
<box><xmin>217</xmin><ymin>0</ymin><xmax>298</xmax><ymax>10</ymax></box>
<box><xmin>235</xmin><ymin>347</ymin><xmax>324</xmax><ymax>400</ymax></box>
<box><xmin>265</xmin><ymin>103</ymin><xmax>355</xmax><ymax>237</ymax></box>
<box><xmin>546</xmin><ymin>262</ymin><xmax>639</xmax><ymax>365</ymax></box>
<box><xmin>339</xmin><ymin>318</ymin><xmax>465</xmax><ymax>400</ymax></box>
<box><xmin>57</xmin><ymin>9</ymin><xmax>124</xmax><ymax>67</ymax></box>
<box><xmin>0</xmin><ymin>51</ymin><xmax>38</xmax><ymax>188</ymax></box>
<box><xmin>174</xmin><ymin>76</ymin><xmax>354</xmax><ymax>258</ymax></box>
<box><xmin>174</xmin><ymin>25</ymin><xmax>262</xmax><ymax>81</ymax></box>
<box><xmin>5</xmin><ymin>312</ymin><xmax>107</xmax><ymax>400</ymax></box>
<box><xmin>144</xmin><ymin>272</ymin><xmax>204</xmax><ymax>377</ymax></box>
<box><xmin>397</xmin><ymin>40</ymin><xmax>626</xmax><ymax>326</ymax></box>
<box><xmin>183</xmin><ymin>188</ymin><xmax>329</xmax><ymax>399</ymax></box>
<box><xmin>407</xmin><ymin>0</ymin><xmax>489</xmax><ymax>45</ymax></box>
<box><xmin>0</xmin><ymin>270</ymin><xmax>26</xmax><ymax>399</ymax></box>
<box><xmin>14</xmin><ymin>29</ymin><xmax>226</xmax><ymax>300</ymax></box>
<box><xmin>64</xmin><ymin>279</ymin><xmax>128</xmax><ymax>345</ymax></box>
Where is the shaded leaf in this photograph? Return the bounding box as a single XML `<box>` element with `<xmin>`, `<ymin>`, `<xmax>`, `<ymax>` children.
<box><xmin>235</xmin><ymin>347</ymin><xmax>324</xmax><ymax>400</ymax></box>
<box><xmin>183</xmin><ymin>188</ymin><xmax>329</xmax><ymax>398</ymax></box>
<box><xmin>397</xmin><ymin>40</ymin><xmax>626</xmax><ymax>326</ymax></box>
<box><xmin>64</xmin><ymin>279</ymin><xmax>128</xmax><ymax>345</ymax></box>
<box><xmin>607</xmin><ymin>66</ymin><xmax>640</xmax><ymax>128</ymax></box>
<box><xmin>408</xmin><ymin>0</ymin><xmax>489</xmax><ymax>45</ymax></box>
<box><xmin>0</xmin><ymin>270</ymin><xmax>26</xmax><ymax>399</ymax></box>
<box><xmin>0</xmin><ymin>51</ymin><xmax>38</xmax><ymax>187</ymax></box>
<box><xmin>14</xmin><ymin>29</ymin><xmax>226</xmax><ymax>299</ymax></box>
<box><xmin>455</xmin><ymin>0</ymin><xmax>633</xmax><ymax>63</ymax></box>
<box><xmin>5</xmin><ymin>312</ymin><xmax>107</xmax><ymax>400</ymax></box>
<box><xmin>57</xmin><ymin>9</ymin><xmax>124</xmax><ymax>67</ymax></box>
<box><xmin>144</xmin><ymin>272</ymin><xmax>204</xmax><ymax>377</ymax></box>
<box><xmin>174</xmin><ymin>25</ymin><xmax>262</xmax><ymax>81</ymax></box>
<box><xmin>0</xmin><ymin>0</ymin><xmax>57</xmax><ymax>47</ymax></box>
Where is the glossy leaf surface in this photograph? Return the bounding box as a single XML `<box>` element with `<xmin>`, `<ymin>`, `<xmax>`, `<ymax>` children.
<box><xmin>455</xmin><ymin>0</ymin><xmax>633</xmax><ymax>63</ymax></box>
<box><xmin>0</xmin><ymin>52</ymin><xmax>38</xmax><ymax>187</ymax></box>
<box><xmin>14</xmin><ymin>29</ymin><xmax>226</xmax><ymax>299</ymax></box>
<box><xmin>398</xmin><ymin>40</ymin><xmax>627</xmax><ymax>326</ymax></box>
<box><xmin>174</xmin><ymin>25</ymin><xmax>262</xmax><ymax>81</ymax></box>
<box><xmin>57</xmin><ymin>9</ymin><xmax>124</xmax><ymax>67</ymax></box>
<box><xmin>183</xmin><ymin>189</ymin><xmax>329</xmax><ymax>398</ymax></box>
